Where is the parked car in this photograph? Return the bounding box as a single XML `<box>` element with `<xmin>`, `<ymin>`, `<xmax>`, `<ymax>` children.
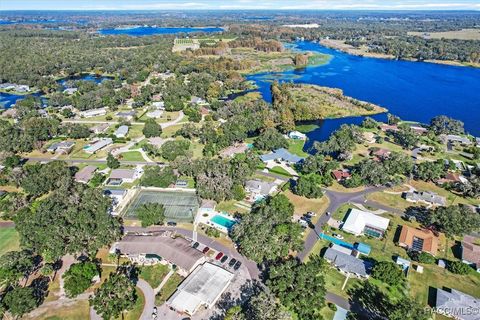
<box><xmin>301</xmin><ymin>215</ymin><xmax>311</xmax><ymax>221</ymax></box>
<box><xmin>215</xmin><ymin>252</ymin><xmax>224</xmax><ymax>260</ymax></box>
<box><xmin>333</xmin><ymin>233</ymin><xmax>344</xmax><ymax>240</ymax></box>
<box><xmin>326</xmin><ymin>211</ymin><xmax>331</xmax><ymax>216</ymax></box>
<box><xmin>220</xmin><ymin>255</ymin><xmax>228</xmax><ymax>263</ymax></box>
<box><xmin>307</xmin><ymin>211</ymin><xmax>317</xmax><ymax>217</ymax></box>
<box><xmin>202</xmin><ymin>246</ymin><xmax>210</xmax><ymax>254</ymax></box>
<box><xmin>228</xmin><ymin>258</ymin><xmax>237</xmax><ymax>267</ymax></box>
<box><xmin>167</xmin><ymin>221</ymin><xmax>177</xmax><ymax>227</ymax></box>
<box><xmin>192</xmin><ymin>242</ymin><xmax>199</xmax><ymax>249</ymax></box>
<box><xmin>298</xmin><ymin>219</ymin><xmax>308</xmax><ymax>228</ymax></box>
<box><xmin>233</xmin><ymin>261</ymin><xmax>242</xmax><ymax>270</ymax></box>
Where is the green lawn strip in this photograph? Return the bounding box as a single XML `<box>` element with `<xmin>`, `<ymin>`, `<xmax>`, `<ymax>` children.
<box><xmin>287</xmin><ymin>139</ymin><xmax>309</xmax><ymax>157</ymax></box>
<box><xmin>269</xmin><ymin>166</ymin><xmax>292</xmax><ymax>177</ymax></box>
<box><xmin>155</xmin><ymin>273</ymin><xmax>184</xmax><ymax>305</ymax></box>
<box><xmin>139</xmin><ymin>264</ymin><xmax>171</xmax><ymax>288</ymax></box>
<box><xmin>123</xmin><ymin>288</ymin><xmax>145</xmax><ymax>320</ymax></box>
<box><xmin>0</xmin><ymin>227</ymin><xmax>20</xmax><ymax>256</ymax></box>
<box><xmin>119</xmin><ymin>151</ymin><xmax>145</xmax><ymax>162</ymax></box>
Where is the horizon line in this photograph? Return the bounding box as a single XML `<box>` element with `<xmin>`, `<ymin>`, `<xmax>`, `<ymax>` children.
<box><xmin>2</xmin><ymin>8</ymin><xmax>479</xmax><ymax>11</ymax></box>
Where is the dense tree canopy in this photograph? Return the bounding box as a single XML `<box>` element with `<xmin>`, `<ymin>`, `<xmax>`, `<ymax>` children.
<box><xmin>64</xmin><ymin>261</ymin><xmax>99</xmax><ymax>298</ymax></box>
<box><xmin>428</xmin><ymin>205</ymin><xmax>480</xmax><ymax>237</ymax></box>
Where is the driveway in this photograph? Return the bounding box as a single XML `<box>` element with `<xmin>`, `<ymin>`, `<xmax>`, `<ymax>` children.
<box><xmin>137</xmin><ymin>279</ymin><xmax>156</xmax><ymax>320</ymax></box>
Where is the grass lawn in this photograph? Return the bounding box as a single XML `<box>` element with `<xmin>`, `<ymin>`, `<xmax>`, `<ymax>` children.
<box><xmin>123</xmin><ymin>288</ymin><xmax>145</xmax><ymax>320</ymax></box>
<box><xmin>119</xmin><ymin>151</ymin><xmax>145</xmax><ymax>162</ymax></box>
<box><xmin>283</xmin><ymin>190</ymin><xmax>330</xmax><ymax>216</ymax></box>
<box><xmin>324</xmin><ymin>266</ymin><xmax>361</xmax><ymax>299</ymax></box>
<box><xmin>216</xmin><ymin>200</ymin><xmax>249</xmax><ymax>214</ymax></box>
<box><xmin>0</xmin><ymin>227</ymin><xmax>20</xmax><ymax>256</ymax></box>
<box><xmin>409</xmin><ymin>180</ymin><xmax>480</xmax><ymax>206</ymax></box>
<box><xmin>38</xmin><ymin>300</ymin><xmax>90</xmax><ymax>320</ymax></box>
<box><xmin>139</xmin><ymin>264</ymin><xmax>170</xmax><ymax>288</ymax></box>
<box><xmin>162</xmin><ymin>124</ymin><xmax>183</xmax><ymax>138</ymax></box>
<box><xmin>155</xmin><ymin>273</ymin><xmax>184</xmax><ymax>305</ymax></box>
<box><xmin>319</xmin><ymin>304</ymin><xmax>336</xmax><ymax>320</ymax></box>
<box><xmin>366</xmin><ymin>192</ymin><xmax>416</xmax><ymax>211</ymax></box>
<box><xmin>269</xmin><ymin>166</ymin><xmax>292</xmax><ymax>177</ymax></box>
<box><xmin>327</xmin><ymin>181</ymin><xmax>365</xmax><ymax>193</ymax></box>
<box><xmin>287</xmin><ymin>139</ymin><xmax>309</xmax><ymax>157</ymax></box>
<box><xmin>295</xmin><ymin>123</ymin><xmax>319</xmax><ymax>133</ymax></box>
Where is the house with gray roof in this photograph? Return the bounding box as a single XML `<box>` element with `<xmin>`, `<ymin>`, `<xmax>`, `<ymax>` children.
<box><xmin>245</xmin><ymin>179</ymin><xmax>278</xmax><ymax>201</ymax></box>
<box><xmin>404</xmin><ymin>191</ymin><xmax>446</xmax><ymax>206</ymax></box>
<box><xmin>115</xmin><ymin>125</ymin><xmax>129</xmax><ymax>138</ymax></box>
<box><xmin>323</xmin><ymin>246</ymin><xmax>372</xmax><ymax>278</ymax></box>
<box><xmin>260</xmin><ymin>148</ymin><xmax>304</xmax><ymax>164</ymax></box>
<box><xmin>46</xmin><ymin>141</ymin><xmax>75</xmax><ymax>154</ymax></box>
<box><xmin>442</xmin><ymin>134</ymin><xmax>472</xmax><ymax>146</ymax></box>
<box><xmin>116</xmin><ymin>110</ymin><xmax>136</xmax><ymax>120</ymax></box>
<box><xmin>74</xmin><ymin>165</ymin><xmax>97</xmax><ymax>183</ymax></box>
<box><xmin>435</xmin><ymin>288</ymin><xmax>480</xmax><ymax>320</ymax></box>
<box><xmin>115</xmin><ymin>233</ymin><xmax>205</xmax><ymax>275</ymax></box>
<box><xmin>84</xmin><ymin>138</ymin><xmax>113</xmax><ymax>154</ymax></box>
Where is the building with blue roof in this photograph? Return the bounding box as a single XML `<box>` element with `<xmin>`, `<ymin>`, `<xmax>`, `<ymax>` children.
<box><xmin>259</xmin><ymin>148</ymin><xmax>305</xmax><ymax>164</ymax></box>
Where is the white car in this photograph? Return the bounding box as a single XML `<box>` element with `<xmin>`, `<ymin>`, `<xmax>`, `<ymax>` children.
<box><xmin>333</xmin><ymin>233</ymin><xmax>344</xmax><ymax>240</ymax></box>
<box><xmin>306</xmin><ymin>211</ymin><xmax>317</xmax><ymax>217</ymax></box>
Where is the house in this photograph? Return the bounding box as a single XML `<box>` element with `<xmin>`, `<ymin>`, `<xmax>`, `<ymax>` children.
<box><xmin>323</xmin><ymin>246</ymin><xmax>372</xmax><ymax>278</ymax></box>
<box><xmin>175</xmin><ymin>180</ymin><xmax>188</xmax><ymax>188</ymax></box>
<box><xmin>476</xmin><ymin>137</ymin><xmax>480</xmax><ymax>147</ymax></box>
<box><xmin>84</xmin><ymin>138</ymin><xmax>113</xmax><ymax>154</ymax></box>
<box><xmin>190</xmin><ymin>96</ymin><xmax>207</xmax><ymax>105</ymax></box>
<box><xmin>167</xmin><ymin>263</ymin><xmax>234</xmax><ymax>316</ymax></box>
<box><xmin>379</xmin><ymin>124</ymin><xmax>399</xmax><ymax>132</ymax></box>
<box><xmin>260</xmin><ymin>148</ymin><xmax>305</xmax><ymax>165</ymax></box>
<box><xmin>371</xmin><ymin>148</ymin><xmax>391</xmax><ymax>159</ymax></box>
<box><xmin>441</xmin><ymin>134</ymin><xmax>472</xmax><ymax>146</ymax></box>
<box><xmin>398</xmin><ymin>225</ymin><xmax>439</xmax><ymax>255</ymax></box>
<box><xmin>91</xmin><ymin>123</ymin><xmax>110</xmax><ymax>134</ymax></box>
<box><xmin>146</xmin><ymin>109</ymin><xmax>163</xmax><ymax>118</ymax></box>
<box><xmin>116</xmin><ymin>110</ymin><xmax>136</xmax><ymax>120</ymax></box>
<box><xmin>395</xmin><ymin>256</ymin><xmax>411</xmax><ymax>271</ymax></box>
<box><xmin>461</xmin><ymin>236</ymin><xmax>480</xmax><ymax>272</ymax></box>
<box><xmin>151</xmin><ymin>101</ymin><xmax>165</xmax><ymax>110</ymax></box>
<box><xmin>115</xmin><ymin>125</ymin><xmax>129</xmax><ymax>138</ymax></box>
<box><xmin>435</xmin><ymin>288</ymin><xmax>480</xmax><ymax>320</ymax></box>
<box><xmin>114</xmin><ymin>233</ymin><xmax>205</xmax><ymax>276</ymax></box>
<box><xmin>63</xmin><ymin>88</ymin><xmax>78</xmax><ymax>95</ymax></box>
<box><xmin>74</xmin><ymin>166</ymin><xmax>97</xmax><ymax>183</ymax></box>
<box><xmin>404</xmin><ymin>191</ymin><xmax>446</xmax><ymax>206</ymax></box>
<box><xmin>288</xmin><ymin>131</ymin><xmax>307</xmax><ymax>140</ymax></box>
<box><xmin>410</xmin><ymin>125</ymin><xmax>428</xmax><ymax>135</ymax></box>
<box><xmin>437</xmin><ymin>172</ymin><xmax>463</xmax><ymax>185</ymax></box>
<box><xmin>341</xmin><ymin>208</ymin><xmax>390</xmax><ymax>238</ymax></box>
<box><xmin>219</xmin><ymin>143</ymin><xmax>249</xmax><ymax>158</ymax></box>
<box><xmin>245</xmin><ymin>179</ymin><xmax>278</xmax><ymax>201</ymax></box>
<box><xmin>363</xmin><ymin>131</ymin><xmax>376</xmax><ymax>144</ymax></box>
<box><xmin>79</xmin><ymin>108</ymin><xmax>107</xmax><ymax>118</ymax></box>
<box><xmin>107</xmin><ymin>169</ymin><xmax>139</xmax><ymax>185</ymax></box>
<box><xmin>46</xmin><ymin>141</ymin><xmax>75</xmax><ymax>154</ymax></box>
<box><xmin>331</xmin><ymin>169</ymin><xmax>351</xmax><ymax>182</ymax></box>
<box><xmin>104</xmin><ymin>189</ymin><xmax>127</xmax><ymax>214</ymax></box>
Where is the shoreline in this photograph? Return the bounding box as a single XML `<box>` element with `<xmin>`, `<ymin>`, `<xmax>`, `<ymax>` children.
<box><xmin>319</xmin><ymin>39</ymin><xmax>480</xmax><ymax>69</ymax></box>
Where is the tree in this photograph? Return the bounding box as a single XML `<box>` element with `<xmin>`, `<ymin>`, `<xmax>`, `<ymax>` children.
<box><xmin>371</xmin><ymin>261</ymin><xmax>404</xmax><ymax>286</ymax></box>
<box><xmin>3</xmin><ymin>154</ymin><xmax>21</xmax><ymax>169</ymax></box>
<box><xmin>232</xmin><ymin>184</ymin><xmax>246</xmax><ymax>201</ymax></box>
<box><xmin>136</xmin><ymin>203</ymin><xmax>165</xmax><ymax>227</ymax></box>
<box><xmin>361</xmin><ymin>117</ymin><xmax>378</xmax><ymax>129</ymax></box>
<box><xmin>243</xmin><ymin>290</ymin><xmax>293</xmax><ymax>320</ymax></box>
<box><xmin>2</xmin><ymin>286</ymin><xmax>38</xmax><ymax>317</ymax></box>
<box><xmin>388</xmin><ymin>296</ymin><xmax>432</xmax><ymax>320</ymax></box>
<box><xmin>19</xmin><ymin>161</ymin><xmax>74</xmax><ymax>198</ymax></box>
<box><xmin>142</xmin><ymin>119</ymin><xmax>162</xmax><ymax>138</ymax></box>
<box><xmin>408</xmin><ymin>251</ymin><xmax>435</xmax><ymax>264</ymax></box>
<box><xmin>292</xmin><ymin>174</ymin><xmax>324</xmax><ymax>198</ymax></box>
<box><xmin>387</xmin><ymin>113</ymin><xmax>401</xmax><ymax>125</ymax></box>
<box><xmin>90</xmin><ymin>264</ymin><xmax>138</xmax><ymax>320</ymax></box>
<box><xmin>106</xmin><ymin>153</ymin><xmax>120</xmax><ymax>169</ymax></box>
<box><xmin>0</xmin><ymin>250</ymin><xmax>37</xmax><ymax>286</ymax></box>
<box><xmin>160</xmin><ymin>140</ymin><xmax>191</xmax><ymax>161</ymax></box>
<box><xmin>64</xmin><ymin>261</ymin><xmax>99</xmax><ymax>298</ymax></box>
<box><xmin>391</xmin><ymin>124</ymin><xmax>419</xmax><ymax>149</ymax></box>
<box><xmin>430</xmin><ymin>115</ymin><xmax>464</xmax><ymax>135</ymax></box>
<box><xmin>447</xmin><ymin>260</ymin><xmax>471</xmax><ymax>275</ymax></box>
<box><xmin>140</xmin><ymin>166</ymin><xmax>176</xmax><ymax>188</ymax></box>
<box><xmin>231</xmin><ymin>195</ymin><xmax>303</xmax><ymax>263</ymax></box>
<box><xmin>254</xmin><ymin>128</ymin><xmax>288</xmax><ymax>151</ymax></box>
<box><xmin>314</xmin><ymin>124</ymin><xmax>363</xmax><ymax>158</ymax></box>
<box><xmin>267</xmin><ymin>256</ymin><xmax>326</xmax><ymax>319</ymax></box>
<box><xmin>429</xmin><ymin>205</ymin><xmax>480</xmax><ymax>237</ymax></box>
<box><xmin>15</xmin><ymin>185</ymin><xmax>121</xmax><ymax>260</ymax></box>
<box><xmin>415</xmin><ymin>160</ymin><xmax>445</xmax><ymax>181</ymax></box>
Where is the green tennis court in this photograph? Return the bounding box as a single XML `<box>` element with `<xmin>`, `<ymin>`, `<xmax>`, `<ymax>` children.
<box><xmin>125</xmin><ymin>190</ymin><xmax>199</xmax><ymax>222</ymax></box>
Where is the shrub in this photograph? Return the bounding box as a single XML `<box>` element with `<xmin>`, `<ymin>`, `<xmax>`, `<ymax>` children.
<box><xmin>408</xmin><ymin>251</ymin><xmax>435</xmax><ymax>264</ymax></box>
<box><xmin>447</xmin><ymin>261</ymin><xmax>471</xmax><ymax>275</ymax></box>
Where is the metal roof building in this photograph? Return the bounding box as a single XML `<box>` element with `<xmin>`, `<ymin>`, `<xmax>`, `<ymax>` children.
<box><xmin>323</xmin><ymin>247</ymin><xmax>372</xmax><ymax>278</ymax></box>
<box><xmin>435</xmin><ymin>288</ymin><xmax>480</xmax><ymax>320</ymax></box>
<box><xmin>167</xmin><ymin>263</ymin><xmax>234</xmax><ymax>316</ymax></box>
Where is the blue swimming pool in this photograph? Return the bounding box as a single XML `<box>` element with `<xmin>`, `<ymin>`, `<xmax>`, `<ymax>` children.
<box><xmin>210</xmin><ymin>215</ymin><xmax>236</xmax><ymax>229</ymax></box>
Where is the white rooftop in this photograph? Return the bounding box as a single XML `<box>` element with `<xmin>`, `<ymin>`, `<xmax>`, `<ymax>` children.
<box><xmin>168</xmin><ymin>263</ymin><xmax>234</xmax><ymax>315</ymax></box>
<box><xmin>342</xmin><ymin>208</ymin><xmax>390</xmax><ymax>235</ymax></box>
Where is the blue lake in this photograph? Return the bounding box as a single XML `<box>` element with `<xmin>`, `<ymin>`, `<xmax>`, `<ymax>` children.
<box><xmin>99</xmin><ymin>26</ymin><xmax>224</xmax><ymax>36</ymax></box>
<box><xmin>247</xmin><ymin>41</ymin><xmax>480</xmax><ymax>146</ymax></box>
<box><xmin>57</xmin><ymin>74</ymin><xmax>113</xmax><ymax>89</ymax></box>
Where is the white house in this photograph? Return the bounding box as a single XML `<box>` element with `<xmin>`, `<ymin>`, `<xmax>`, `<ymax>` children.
<box><xmin>79</xmin><ymin>108</ymin><xmax>107</xmax><ymax>118</ymax></box>
<box><xmin>115</xmin><ymin>125</ymin><xmax>129</xmax><ymax>138</ymax></box>
<box><xmin>288</xmin><ymin>131</ymin><xmax>307</xmax><ymax>140</ymax></box>
<box><xmin>341</xmin><ymin>208</ymin><xmax>390</xmax><ymax>238</ymax></box>
<box><xmin>84</xmin><ymin>138</ymin><xmax>113</xmax><ymax>154</ymax></box>
<box><xmin>244</xmin><ymin>179</ymin><xmax>278</xmax><ymax>201</ymax></box>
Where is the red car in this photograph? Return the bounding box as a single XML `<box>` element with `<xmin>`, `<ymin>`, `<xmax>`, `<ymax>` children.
<box><xmin>215</xmin><ymin>252</ymin><xmax>224</xmax><ymax>260</ymax></box>
<box><xmin>202</xmin><ymin>246</ymin><xmax>210</xmax><ymax>254</ymax></box>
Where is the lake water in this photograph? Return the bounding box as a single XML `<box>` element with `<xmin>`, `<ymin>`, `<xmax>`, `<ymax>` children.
<box><xmin>0</xmin><ymin>74</ymin><xmax>113</xmax><ymax>108</ymax></box>
<box><xmin>247</xmin><ymin>41</ymin><xmax>480</xmax><ymax>146</ymax></box>
<box><xmin>99</xmin><ymin>26</ymin><xmax>224</xmax><ymax>36</ymax></box>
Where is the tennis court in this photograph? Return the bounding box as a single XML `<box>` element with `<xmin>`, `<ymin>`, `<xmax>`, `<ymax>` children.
<box><xmin>125</xmin><ymin>189</ymin><xmax>200</xmax><ymax>222</ymax></box>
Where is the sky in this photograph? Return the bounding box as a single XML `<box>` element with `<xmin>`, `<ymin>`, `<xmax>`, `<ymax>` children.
<box><xmin>1</xmin><ymin>0</ymin><xmax>479</xmax><ymax>11</ymax></box>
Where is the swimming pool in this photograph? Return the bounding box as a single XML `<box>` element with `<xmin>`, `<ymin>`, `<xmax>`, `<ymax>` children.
<box><xmin>210</xmin><ymin>215</ymin><xmax>236</xmax><ymax>229</ymax></box>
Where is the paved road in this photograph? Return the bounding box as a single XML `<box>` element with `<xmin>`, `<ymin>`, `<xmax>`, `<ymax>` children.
<box><xmin>24</xmin><ymin>157</ymin><xmax>165</xmax><ymax>166</ymax></box>
<box><xmin>297</xmin><ymin>187</ymin><xmax>384</xmax><ymax>261</ymax></box>
<box><xmin>137</xmin><ymin>279</ymin><xmax>156</xmax><ymax>320</ymax></box>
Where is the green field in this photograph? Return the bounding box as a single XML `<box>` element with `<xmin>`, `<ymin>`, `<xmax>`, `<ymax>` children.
<box><xmin>125</xmin><ymin>189</ymin><xmax>199</xmax><ymax>222</ymax></box>
<box><xmin>0</xmin><ymin>227</ymin><xmax>20</xmax><ymax>256</ymax></box>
